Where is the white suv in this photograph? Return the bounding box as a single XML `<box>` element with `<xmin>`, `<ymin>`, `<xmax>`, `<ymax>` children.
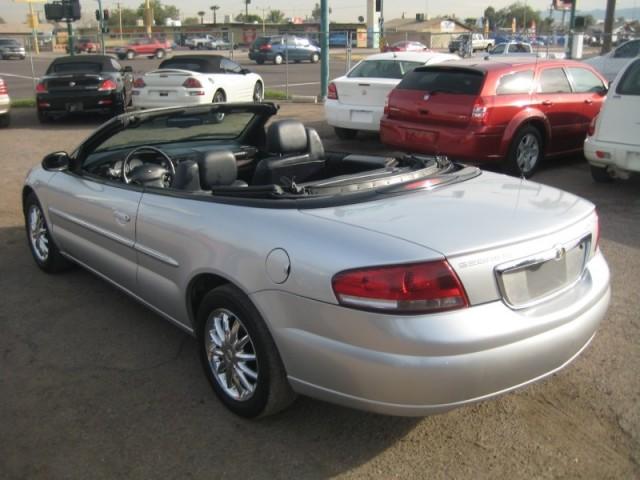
<box><xmin>584</xmin><ymin>57</ymin><xmax>640</xmax><ymax>182</ymax></box>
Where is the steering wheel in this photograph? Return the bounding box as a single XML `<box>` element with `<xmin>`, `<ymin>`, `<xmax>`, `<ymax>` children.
<box><xmin>122</xmin><ymin>145</ymin><xmax>176</xmax><ymax>187</ymax></box>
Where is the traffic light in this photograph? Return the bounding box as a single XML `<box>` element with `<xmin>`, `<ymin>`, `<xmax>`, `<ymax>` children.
<box><xmin>375</xmin><ymin>0</ymin><xmax>382</xmax><ymax>13</ymax></box>
<box><xmin>103</xmin><ymin>9</ymin><xmax>110</xmax><ymax>20</ymax></box>
<box><xmin>95</xmin><ymin>9</ymin><xmax>100</xmax><ymax>20</ymax></box>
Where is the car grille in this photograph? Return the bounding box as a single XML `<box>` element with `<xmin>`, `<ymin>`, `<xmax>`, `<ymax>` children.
<box><xmin>495</xmin><ymin>234</ymin><xmax>591</xmax><ymax>309</ymax></box>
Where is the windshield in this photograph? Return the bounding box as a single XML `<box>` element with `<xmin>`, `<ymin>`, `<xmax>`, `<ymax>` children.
<box><xmin>0</xmin><ymin>39</ymin><xmax>20</xmax><ymax>45</ymax></box>
<box><xmin>397</xmin><ymin>68</ymin><xmax>485</xmax><ymax>94</ymax></box>
<box><xmin>94</xmin><ymin>110</ymin><xmax>255</xmax><ymax>153</ymax></box>
<box><xmin>50</xmin><ymin>62</ymin><xmax>103</xmax><ymax>74</ymax></box>
<box><xmin>348</xmin><ymin>60</ymin><xmax>423</xmax><ymax>79</ymax></box>
<box><xmin>617</xmin><ymin>59</ymin><xmax>640</xmax><ymax>95</ymax></box>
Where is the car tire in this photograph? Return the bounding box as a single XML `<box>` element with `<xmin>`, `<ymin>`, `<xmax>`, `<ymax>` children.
<box><xmin>590</xmin><ymin>164</ymin><xmax>614</xmax><ymax>183</ymax></box>
<box><xmin>126</xmin><ymin>50</ymin><xmax>135</xmax><ymax>60</ymax></box>
<box><xmin>274</xmin><ymin>54</ymin><xmax>283</xmax><ymax>65</ymax></box>
<box><xmin>37</xmin><ymin>108</ymin><xmax>49</xmax><ymax>124</ymax></box>
<box><xmin>253</xmin><ymin>81</ymin><xmax>264</xmax><ymax>102</ymax></box>
<box><xmin>213</xmin><ymin>89</ymin><xmax>226</xmax><ymax>103</ymax></box>
<box><xmin>155</xmin><ymin>49</ymin><xmax>165</xmax><ymax>59</ymax></box>
<box><xmin>0</xmin><ymin>113</ymin><xmax>9</xmax><ymax>127</ymax></box>
<box><xmin>256</xmin><ymin>59</ymin><xmax>265</xmax><ymax>65</ymax></box>
<box><xmin>24</xmin><ymin>193</ymin><xmax>73</xmax><ymax>273</ymax></box>
<box><xmin>334</xmin><ymin>127</ymin><xmax>358</xmax><ymax>140</ymax></box>
<box><xmin>504</xmin><ymin>125</ymin><xmax>543</xmax><ymax>178</ymax></box>
<box><xmin>197</xmin><ymin>284</ymin><xmax>296</xmax><ymax>418</ymax></box>
<box><xmin>112</xmin><ymin>95</ymin><xmax>126</xmax><ymax>116</ymax></box>
<box><xmin>310</xmin><ymin>53</ymin><xmax>320</xmax><ymax>63</ymax></box>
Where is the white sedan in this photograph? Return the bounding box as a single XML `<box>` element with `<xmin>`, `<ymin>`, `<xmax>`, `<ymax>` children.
<box><xmin>584</xmin><ymin>57</ymin><xmax>640</xmax><ymax>182</ymax></box>
<box><xmin>325</xmin><ymin>51</ymin><xmax>458</xmax><ymax>139</ymax></box>
<box><xmin>132</xmin><ymin>55</ymin><xmax>264</xmax><ymax>109</ymax></box>
<box><xmin>584</xmin><ymin>39</ymin><xmax>640</xmax><ymax>82</ymax></box>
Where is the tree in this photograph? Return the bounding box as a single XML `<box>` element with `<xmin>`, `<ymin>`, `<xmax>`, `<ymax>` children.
<box><xmin>464</xmin><ymin>17</ymin><xmax>476</xmax><ymax>29</ymax></box>
<box><xmin>602</xmin><ymin>0</ymin><xmax>616</xmax><ymax>53</ymax></box>
<box><xmin>266</xmin><ymin>9</ymin><xmax>285</xmax><ymax>23</ymax></box>
<box><xmin>234</xmin><ymin>13</ymin><xmax>262</xmax><ymax>23</ymax></box>
<box><xmin>198</xmin><ymin>11</ymin><xmax>206</xmax><ymax>24</ymax></box>
<box><xmin>493</xmin><ymin>2</ymin><xmax>541</xmax><ymax>31</ymax></box>
<box><xmin>583</xmin><ymin>14</ymin><xmax>596</xmax><ymax>29</ymax></box>
<box><xmin>484</xmin><ymin>7</ymin><xmax>496</xmax><ymax>29</ymax></box>
<box><xmin>210</xmin><ymin>5</ymin><xmax>220</xmax><ymax>25</ymax></box>
<box><xmin>107</xmin><ymin>8</ymin><xmax>139</xmax><ymax>27</ymax></box>
<box><xmin>311</xmin><ymin>3</ymin><xmax>320</xmax><ymax>21</ymax></box>
<box><xmin>183</xmin><ymin>17</ymin><xmax>199</xmax><ymax>26</ymax></box>
<box><xmin>136</xmin><ymin>0</ymin><xmax>180</xmax><ymax>26</ymax></box>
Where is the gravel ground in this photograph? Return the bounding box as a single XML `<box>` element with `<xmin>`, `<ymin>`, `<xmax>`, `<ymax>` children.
<box><xmin>0</xmin><ymin>106</ymin><xmax>638</xmax><ymax>479</ymax></box>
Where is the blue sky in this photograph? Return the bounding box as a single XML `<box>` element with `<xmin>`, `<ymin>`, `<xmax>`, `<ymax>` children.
<box><xmin>0</xmin><ymin>0</ymin><xmax>636</xmax><ymax>24</ymax></box>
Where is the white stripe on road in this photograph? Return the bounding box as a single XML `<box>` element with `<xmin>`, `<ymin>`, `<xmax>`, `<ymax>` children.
<box><xmin>270</xmin><ymin>81</ymin><xmax>320</xmax><ymax>88</ymax></box>
<box><xmin>0</xmin><ymin>73</ymin><xmax>40</xmax><ymax>80</ymax></box>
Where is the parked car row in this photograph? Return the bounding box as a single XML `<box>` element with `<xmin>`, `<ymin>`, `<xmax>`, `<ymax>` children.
<box><xmin>249</xmin><ymin>35</ymin><xmax>321</xmax><ymax>65</ymax></box>
<box><xmin>32</xmin><ymin>53</ymin><xmax>265</xmax><ymax>122</ymax></box>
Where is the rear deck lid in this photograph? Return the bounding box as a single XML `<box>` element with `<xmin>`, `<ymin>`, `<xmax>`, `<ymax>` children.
<box><xmin>387</xmin><ymin>66</ymin><xmax>485</xmax><ymax>127</ymax></box>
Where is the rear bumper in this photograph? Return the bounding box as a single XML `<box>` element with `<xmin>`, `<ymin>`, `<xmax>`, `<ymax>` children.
<box><xmin>584</xmin><ymin>136</ymin><xmax>640</xmax><ymax>174</ymax></box>
<box><xmin>132</xmin><ymin>91</ymin><xmax>211</xmax><ymax>109</ymax></box>
<box><xmin>324</xmin><ymin>99</ymin><xmax>383</xmax><ymax>131</ymax></box>
<box><xmin>252</xmin><ymin>251</ymin><xmax>610</xmax><ymax>416</ymax></box>
<box><xmin>249</xmin><ymin>51</ymin><xmax>273</xmax><ymax>62</ymax></box>
<box><xmin>0</xmin><ymin>95</ymin><xmax>10</xmax><ymax>115</ymax></box>
<box><xmin>380</xmin><ymin>117</ymin><xmax>504</xmax><ymax>163</ymax></box>
<box><xmin>1</xmin><ymin>50</ymin><xmax>25</xmax><ymax>58</ymax></box>
<box><xmin>37</xmin><ymin>91</ymin><xmax>120</xmax><ymax>113</ymax></box>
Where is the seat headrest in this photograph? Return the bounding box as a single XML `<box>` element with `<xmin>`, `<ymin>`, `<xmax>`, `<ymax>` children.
<box><xmin>198</xmin><ymin>150</ymin><xmax>237</xmax><ymax>189</ymax></box>
<box><xmin>267</xmin><ymin>119</ymin><xmax>308</xmax><ymax>154</ymax></box>
<box><xmin>306</xmin><ymin>127</ymin><xmax>324</xmax><ymax>160</ymax></box>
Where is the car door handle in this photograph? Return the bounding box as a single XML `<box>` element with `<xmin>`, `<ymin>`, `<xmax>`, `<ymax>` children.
<box><xmin>114</xmin><ymin>211</ymin><xmax>131</xmax><ymax>224</ymax></box>
<box><xmin>541</xmin><ymin>100</ymin><xmax>553</xmax><ymax>106</ymax></box>
<box><xmin>584</xmin><ymin>98</ymin><xmax>593</xmax><ymax>104</ymax></box>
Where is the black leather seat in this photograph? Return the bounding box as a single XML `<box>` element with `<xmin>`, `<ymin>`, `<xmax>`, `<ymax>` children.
<box><xmin>252</xmin><ymin>119</ymin><xmax>325</xmax><ymax>186</ymax></box>
<box><xmin>172</xmin><ymin>150</ymin><xmax>246</xmax><ymax>191</ymax></box>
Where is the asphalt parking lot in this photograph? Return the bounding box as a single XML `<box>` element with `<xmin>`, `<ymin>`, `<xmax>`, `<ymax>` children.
<box><xmin>0</xmin><ymin>105</ymin><xmax>639</xmax><ymax>479</ymax></box>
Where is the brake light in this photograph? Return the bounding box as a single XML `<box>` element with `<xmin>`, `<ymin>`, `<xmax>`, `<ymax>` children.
<box><xmin>471</xmin><ymin>97</ymin><xmax>488</xmax><ymax>125</ymax></box>
<box><xmin>327</xmin><ymin>82</ymin><xmax>338</xmax><ymax>100</ymax></box>
<box><xmin>0</xmin><ymin>79</ymin><xmax>7</xmax><ymax>95</ymax></box>
<box><xmin>259</xmin><ymin>43</ymin><xmax>272</xmax><ymax>51</ymax></box>
<box><xmin>183</xmin><ymin>77</ymin><xmax>203</xmax><ymax>88</ymax></box>
<box><xmin>587</xmin><ymin>115</ymin><xmax>597</xmax><ymax>136</ymax></box>
<box><xmin>98</xmin><ymin>79</ymin><xmax>117</xmax><ymax>91</ymax></box>
<box><xmin>35</xmin><ymin>81</ymin><xmax>47</xmax><ymax>94</ymax></box>
<box><xmin>133</xmin><ymin>77</ymin><xmax>146</xmax><ymax>88</ymax></box>
<box><xmin>332</xmin><ymin>260</ymin><xmax>469</xmax><ymax>314</ymax></box>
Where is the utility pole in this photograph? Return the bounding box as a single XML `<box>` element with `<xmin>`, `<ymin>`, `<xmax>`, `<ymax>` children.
<box><xmin>117</xmin><ymin>1</ymin><xmax>123</xmax><ymax>40</ymax></box>
<box><xmin>145</xmin><ymin>0</ymin><xmax>152</xmax><ymax>37</ymax></box>
<box><xmin>97</xmin><ymin>0</ymin><xmax>105</xmax><ymax>54</ymax></box>
<box><xmin>566</xmin><ymin>0</ymin><xmax>577</xmax><ymax>58</ymax></box>
<box><xmin>320</xmin><ymin>0</ymin><xmax>329</xmax><ymax>100</ymax></box>
<box><xmin>245</xmin><ymin>0</ymin><xmax>249</xmax><ymax>21</ymax></box>
<box><xmin>14</xmin><ymin>0</ymin><xmax>46</xmax><ymax>55</ymax></box>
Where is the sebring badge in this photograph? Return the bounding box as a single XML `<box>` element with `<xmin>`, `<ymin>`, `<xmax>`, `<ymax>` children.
<box><xmin>423</xmin><ymin>93</ymin><xmax>430</xmax><ymax>101</ymax></box>
<box><xmin>69</xmin><ymin>81</ymin><xmax>76</xmax><ymax>87</ymax></box>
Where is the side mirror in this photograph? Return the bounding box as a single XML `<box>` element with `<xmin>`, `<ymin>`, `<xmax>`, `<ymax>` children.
<box><xmin>42</xmin><ymin>152</ymin><xmax>71</xmax><ymax>171</ymax></box>
<box><xmin>123</xmin><ymin>65</ymin><xmax>133</xmax><ymax>73</ymax></box>
<box><xmin>241</xmin><ymin>68</ymin><xmax>251</xmax><ymax>75</ymax></box>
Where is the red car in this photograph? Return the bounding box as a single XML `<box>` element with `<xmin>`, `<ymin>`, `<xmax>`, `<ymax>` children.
<box><xmin>383</xmin><ymin>41</ymin><xmax>429</xmax><ymax>52</ymax></box>
<box><xmin>380</xmin><ymin>59</ymin><xmax>608</xmax><ymax>177</ymax></box>
<box><xmin>115</xmin><ymin>38</ymin><xmax>172</xmax><ymax>60</ymax></box>
<box><xmin>75</xmin><ymin>37</ymin><xmax>98</xmax><ymax>53</ymax></box>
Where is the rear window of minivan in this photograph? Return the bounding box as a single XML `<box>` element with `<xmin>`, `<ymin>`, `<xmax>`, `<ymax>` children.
<box><xmin>397</xmin><ymin>67</ymin><xmax>485</xmax><ymax>94</ymax></box>
<box><xmin>617</xmin><ymin>59</ymin><xmax>640</xmax><ymax>95</ymax></box>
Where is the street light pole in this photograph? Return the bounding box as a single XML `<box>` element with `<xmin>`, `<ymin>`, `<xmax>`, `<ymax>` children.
<box><xmin>97</xmin><ymin>0</ymin><xmax>105</xmax><ymax>54</ymax></box>
<box><xmin>320</xmin><ymin>0</ymin><xmax>329</xmax><ymax>100</ymax></box>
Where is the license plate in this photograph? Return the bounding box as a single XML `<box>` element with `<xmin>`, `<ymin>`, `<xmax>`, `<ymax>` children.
<box><xmin>350</xmin><ymin>110</ymin><xmax>373</xmax><ymax>123</ymax></box>
<box><xmin>66</xmin><ymin>102</ymin><xmax>83</xmax><ymax>112</ymax></box>
<box><xmin>406</xmin><ymin>129</ymin><xmax>437</xmax><ymax>144</ymax></box>
<box><xmin>496</xmin><ymin>236</ymin><xmax>590</xmax><ymax>308</ymax></box>
<box><xmin>159</xmin><ymin>91</ymin><xmax>169</xmax><ymax>97</ymax></box>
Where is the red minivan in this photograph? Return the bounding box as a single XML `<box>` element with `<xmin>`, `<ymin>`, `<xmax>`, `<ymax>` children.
<box><xmin>380</xmin><ymin>59</ymin><xmax>608</xmax><ymax>177</ymax></box>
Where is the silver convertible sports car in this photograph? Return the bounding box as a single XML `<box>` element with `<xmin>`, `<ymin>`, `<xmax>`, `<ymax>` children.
<box><xmin>23</xmin><ymin>103</ymin><xmax>610</xmax><ymax>418</ymax></box>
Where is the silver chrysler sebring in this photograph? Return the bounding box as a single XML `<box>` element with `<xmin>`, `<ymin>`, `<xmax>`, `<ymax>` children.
<box><xmin>23</xmin><ymin>103</ymin><xmax>610</xmax><ymax>418</ymax></box>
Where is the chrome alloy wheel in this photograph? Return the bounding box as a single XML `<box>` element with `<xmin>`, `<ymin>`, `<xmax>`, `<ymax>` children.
<box><xmin>516</xmin><ymin>133</ymin><xmax>540</xmax><ymax>174</ymax></box>
<box><xmin>204</xmin><ymin>308</ymin><xmax>259</xmax><ymax>401</ymax></box>
<box><xmin>28</xmin><ymin>204</ymin><xmax>49</xmax><ymax>263</ymax></box>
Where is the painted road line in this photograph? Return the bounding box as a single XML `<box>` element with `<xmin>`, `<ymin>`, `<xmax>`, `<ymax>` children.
<box><xmin>0</xmin><ymin>73</ymin><xmax>40</xmax><ymax>80</ymax></box>
<box><xmin>270</xmin><ymin>81</ymin><xmax>320</xmax><ymax>88</ymax></box>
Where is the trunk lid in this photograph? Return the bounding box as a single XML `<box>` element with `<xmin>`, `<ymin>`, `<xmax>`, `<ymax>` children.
<box><xmin>386</xmin><ymin>66</ymin><xmax>485</xmax><ymax>127</ymax></box>
<box><xmin>302</xmin><ymin>171</ymin><xmax>597</xmax><ymax>306</ymax></box>
<box><xmin>142</xmin><ymin>69</ymin><xmax>195</xmax><ymax>88</ymax></box>
<box><xmin>333</xmin><ymin>77</ymin><xmax>400</xmax><ymax>107</ymax></box>
<box><xmin>45</xmin><ymin>73</ymin><xmax>103</xmax><ymax>92</ymax></box>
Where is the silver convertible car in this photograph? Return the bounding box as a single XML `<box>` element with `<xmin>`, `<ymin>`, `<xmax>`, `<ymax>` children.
<box><xmin>23</xmin><ymin>103</ymin><xmax>610</xmax><ymax>418</ymax></box>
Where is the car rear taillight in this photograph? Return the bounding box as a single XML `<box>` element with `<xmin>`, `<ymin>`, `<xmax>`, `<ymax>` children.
<box><xmin>471</xmin><ymin>97</ymin><xmax>488</xmax><ymax>125</ymax></box>
<box><xmin>133</xmin><ymin>77</ymin><xmax>146</xmax><ymax>88</ymax></box>
<box><xmin>327</xmin><ymin>82</ymin><xmax>338</xmax><ymax>100</ymax></box>
<box><xmin>259</xmin><ymin>43</ymin><xmax>272</xmax><ymax>51</ymax></box>
<box><xmin>0</xmin><ymin>79</ymin><xmax>7</xmax><ymax>95</ymax></box>
<box><xmin>587</xmin><ymin>115</ymin><xmax>597</xmax><ymax>137</ymax></box>
<box><xmin>183</xmin><ymin>77</ymin><xmax>203</xmax><ymax>88</ymax></box>
<box><xmin>98</xmin><ymin>79</ymin><xmax>117</xmax><ymax>91</ymax></box>
<box><xmin>383</xmin><ymin>94</ymin><xmax>390</xmax><ymax>115</ymax></box>
<box><xmin>35</xmin><ymin>81</ymin><xmax>47</xmax><ymax>94</ymax></box>
<box><xmin>332</xmin><ymin>260</ymin><xmax>469</xmax><ymax>314</ymax></box>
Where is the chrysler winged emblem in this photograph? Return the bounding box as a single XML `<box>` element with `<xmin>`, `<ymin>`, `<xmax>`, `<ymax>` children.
<box><xmin>69</xmin><ymin>81</ymin><xmax>76</xmax><ymax>87</ymax></box>
<box><xmin>423</xmin><ymin>93</ymin><xmax>430</xmax><ymax>101</ymax></box>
